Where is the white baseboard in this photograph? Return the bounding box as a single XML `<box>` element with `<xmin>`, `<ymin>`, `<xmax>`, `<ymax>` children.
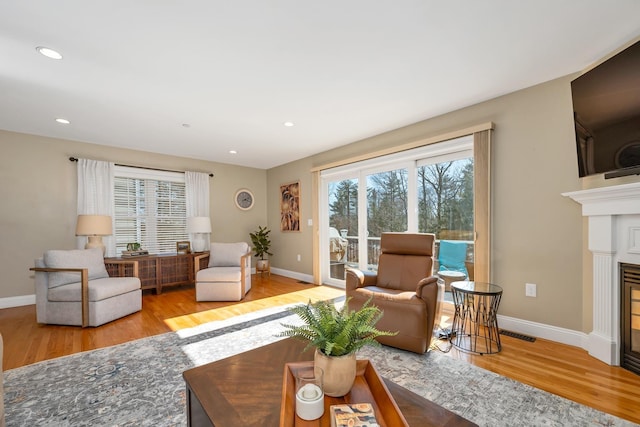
<box><xmin>0</xmin><ymin>294</ymin><xmax>35</xmax><ymax>309</ymax></box>
<box><xmin>268</xmin><ymin>267</ymin><xmax>314</xmax><ymax>285</ymax></box>
<box><xmin>497</xmin><ymin>314</ymin><xmax>588</xmax><ymax>350</ymax></box>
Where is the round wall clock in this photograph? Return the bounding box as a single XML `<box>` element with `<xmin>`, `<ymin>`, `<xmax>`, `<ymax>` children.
<box><xmin>234</xmin><ymin>189</ymin><xmax>254</xmax><ymax>210</ymax></box>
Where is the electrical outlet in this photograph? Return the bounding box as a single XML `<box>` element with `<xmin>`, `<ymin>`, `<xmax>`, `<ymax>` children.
<box><xmin>525</xmin><ymin>283</ymin><xmax>537</xmax><ymax>297</ymax></box>
<box><xmin>297</xmin><ymin>254</ymin><xmax>301</xmax><ymax>262</ymax></box>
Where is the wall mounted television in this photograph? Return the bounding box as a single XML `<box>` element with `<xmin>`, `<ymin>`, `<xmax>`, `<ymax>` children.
<box><xmin>571</xmin><ymin>40</ymin><xmax>640</xmax><ymax>179</ymax></box>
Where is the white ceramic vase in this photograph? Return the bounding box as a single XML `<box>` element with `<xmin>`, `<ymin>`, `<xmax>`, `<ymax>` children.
<box><xmin>313</xmin><ymin>349</ymin><xmax>356</xmax><ymax>397</ymax></box>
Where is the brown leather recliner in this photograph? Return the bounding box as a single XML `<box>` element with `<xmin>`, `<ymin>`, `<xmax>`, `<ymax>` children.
<box><xmin>345</xmin><ymin>232</ymin><xmax>439</xmax><ymax>354</ymax></box>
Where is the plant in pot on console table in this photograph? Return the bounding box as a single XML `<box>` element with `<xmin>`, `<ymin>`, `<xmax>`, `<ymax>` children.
<box><xmin>250</xmin><ymin>225</ymin><xmax>272</xmax><ymax>274</ymax></box>
<box><xmin>278</xmin><ymin>298</ymin><xmax>396</xmax><ymax>397</ymax></box>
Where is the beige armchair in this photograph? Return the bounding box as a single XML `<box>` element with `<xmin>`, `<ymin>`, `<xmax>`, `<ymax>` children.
<box><xmin>31</xmin><ymin>248</ymin><xmax>141</xmax><ymax>327</ymax></box>
<box><xmin>195</xmin><ymin>242</ymin><xmax>252</xmax><ymax>301</ymax></box>
<box><xmin>345</xmin><ymin>232</ymin><xmax>440</xmax><ymax>354</ymax></box>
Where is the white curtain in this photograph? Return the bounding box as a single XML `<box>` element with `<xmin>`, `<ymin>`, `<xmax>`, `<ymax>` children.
<box><xmin>185</xmin><ymin>171</ymin><xmax>211</xmax><ymax>250</ymax></box>
<box><xmin>77</xmin><ymin>158</ymin><xmax>115</xmax><ymax>256</ymax></box>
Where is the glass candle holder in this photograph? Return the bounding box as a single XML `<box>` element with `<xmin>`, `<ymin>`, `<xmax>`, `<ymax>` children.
<box><xmin>295</xmin><ymin>366</ymin><xmax>324</xmax><ymax>420</ymax></box>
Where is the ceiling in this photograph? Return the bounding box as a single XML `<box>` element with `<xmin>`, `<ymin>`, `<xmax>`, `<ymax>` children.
<box><xmin>1</xmin><ymin>1</ymin><xmax>639</xmax><ymax>169</ymax></box>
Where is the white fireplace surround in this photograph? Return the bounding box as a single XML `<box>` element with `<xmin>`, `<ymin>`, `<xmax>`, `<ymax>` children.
<box><xmin>564</xmin><ymin>181</ymin><xmax>640</xmax><ymax>365</ymax></box>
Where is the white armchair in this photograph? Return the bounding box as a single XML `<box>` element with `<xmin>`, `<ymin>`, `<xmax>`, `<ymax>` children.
<box><xmin>195</xmin><ymin>242</ymin><xmax>252</xmax><ymax>301</ymax></box>
<box><xmin>31</xmin><ymin>248</ymin><xmax>141</xmax><ymax>327</ymax></box>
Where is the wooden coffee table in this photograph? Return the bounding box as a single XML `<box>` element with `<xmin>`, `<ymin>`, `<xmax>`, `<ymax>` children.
<box><xmin>183</xmin><ymin>338</ymin><xmax>477</xmax><ymax>426</ymax></box>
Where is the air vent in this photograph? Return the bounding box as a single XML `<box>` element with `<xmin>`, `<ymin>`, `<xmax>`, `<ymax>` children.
<box><xmin>499</xmin><ymin>329</ymin><xmax>536</xmax><ymax>342</ymax></box>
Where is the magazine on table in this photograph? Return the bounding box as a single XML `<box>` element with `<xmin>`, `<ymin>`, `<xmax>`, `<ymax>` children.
<box><xmin>330</xmin><ymin>403</ymin><xmax>379</xmax><ymax>427</ymax></box>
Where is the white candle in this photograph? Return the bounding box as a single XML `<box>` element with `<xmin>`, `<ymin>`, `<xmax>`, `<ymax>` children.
<box><xmin>295</xmin><ymin>383</ymin><xmax>324</xmax><ymax>420</ymax></box>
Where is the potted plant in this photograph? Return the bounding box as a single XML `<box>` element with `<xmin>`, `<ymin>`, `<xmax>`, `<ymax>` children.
<box><xmin>278</xmin><ymin>298</ymin><xmax>396</xmax><ymax>397</ymax></box>
<box><xmin>250</xmin><ymin>225</ymin><xmax>272</xmax><ymax>273</ymax></box>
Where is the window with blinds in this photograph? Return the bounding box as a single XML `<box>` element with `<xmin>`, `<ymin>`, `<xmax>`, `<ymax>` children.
<box><xmin>113</xmin><ymin>166</ymin><xmax>188</xmax><ymax>255</ymax></box>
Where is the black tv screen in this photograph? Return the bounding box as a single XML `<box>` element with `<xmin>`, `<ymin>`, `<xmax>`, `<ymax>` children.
<box><xmin>571</xmin><ymin>40</ymin><xmax>640</xmax><ymax>178</ymax></box>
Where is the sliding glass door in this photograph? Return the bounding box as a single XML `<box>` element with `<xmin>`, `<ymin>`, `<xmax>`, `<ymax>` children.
<box><xmin>320</xmin><ymin>136</ymin><xmax>474</xmax><ymax>287</ymax></box>
<box><xmin>326</xmin><ymin>177</ymin><xmax>359</xmax><ymax>280</ymax></box>
<box><xmin>417</xmin><ymin>156</ymin><xmax>474</xmax><ymax>239</ymax></box>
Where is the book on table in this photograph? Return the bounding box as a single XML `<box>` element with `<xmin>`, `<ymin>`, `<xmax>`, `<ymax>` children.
<box><xmin>121</xmin><ymin>250</ymin><xmax>149</xmax><ymax>257</ymax></box>
<box><xmin>330</xmin><ymin>403</ymin><xmax>379</xmax><ymax>427</ymax></box>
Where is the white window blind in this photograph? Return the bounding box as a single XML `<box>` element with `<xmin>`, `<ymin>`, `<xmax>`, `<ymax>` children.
<box><xmin>113</xmin><ymin>166</ymin><xmax>187</xmax><ymax>255</ymax></box>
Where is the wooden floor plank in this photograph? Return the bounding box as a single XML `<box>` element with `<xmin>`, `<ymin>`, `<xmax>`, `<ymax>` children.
<box><xmin>0</xmin><ymin>274</ymin><xmax>639</xmax><ymax>424</ymax></box>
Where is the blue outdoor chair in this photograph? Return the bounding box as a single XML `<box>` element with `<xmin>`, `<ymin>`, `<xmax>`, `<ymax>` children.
<box><xmin>438</xmin><ymin>240</ymin><xmax>468</xmax><ymax>276</ymax></box>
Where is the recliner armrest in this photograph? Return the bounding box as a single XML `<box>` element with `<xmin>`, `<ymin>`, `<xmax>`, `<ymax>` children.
<box><xmin>345</xmin><ymin>268</ymin><xmax>378</xmax><ymax>291</ymax></box>
<box><xmin>416</xmin><ymin>275</ymin><xmax>438</xmax><ymax>299</ymax></box>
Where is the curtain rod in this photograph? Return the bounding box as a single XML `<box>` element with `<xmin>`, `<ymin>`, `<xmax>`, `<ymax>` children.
<box><xmin>69</xmin><ymin>157</ymin><xmax>213</xmax><ymax>177</ymax></box>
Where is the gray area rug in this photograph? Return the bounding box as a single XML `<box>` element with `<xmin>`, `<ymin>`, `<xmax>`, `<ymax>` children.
<box><xmin>4</xmin><ymin>302</ymin><xmax>637</xmax><ymax>427</ymax></box>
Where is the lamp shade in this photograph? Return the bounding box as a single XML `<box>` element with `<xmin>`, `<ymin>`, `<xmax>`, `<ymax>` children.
<box><xmin>75</xmin><ymin>215</ymin><xmax>113</xmax><ymax>236</ymax></box>
<box><xmin>186</xmin><ymin>217</ymin><xmax>212</xmax><ymax>234</ymax></box>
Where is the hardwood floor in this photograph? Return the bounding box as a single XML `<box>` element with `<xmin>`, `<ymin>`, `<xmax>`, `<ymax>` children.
<box><xmin>1</xmin><ymin>274</ymin><xmax>639</xmax><ymax>424</ymax></box>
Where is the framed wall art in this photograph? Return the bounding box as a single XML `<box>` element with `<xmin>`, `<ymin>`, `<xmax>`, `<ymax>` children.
<box><xmin>280</xmin><ymin>181</ymin><xmax>300</xmax><ymax>232</ymax></box>
<box><xmin>176</xmin><ymin>241</ymin><xmax>191</xmax><ymax>254</ymax></box>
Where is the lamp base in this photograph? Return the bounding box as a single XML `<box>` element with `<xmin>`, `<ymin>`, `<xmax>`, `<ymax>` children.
<box><xmin>192</xmin><ymin>235</ymin><xmax>205</xmax><ymax>252</ymax></box>
<box><xmin>85</xmin><ymin>236</ymin><xmax>106</xmax><ymax>255</ymax></box>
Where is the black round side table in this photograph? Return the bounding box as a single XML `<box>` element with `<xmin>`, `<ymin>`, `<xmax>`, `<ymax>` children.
<box><xmin>450</xmin><ymin>281</ymin><xmax>503</xmax><ymax>355</ymax></box>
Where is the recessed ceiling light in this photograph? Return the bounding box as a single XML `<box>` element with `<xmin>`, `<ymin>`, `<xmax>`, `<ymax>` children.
<box><xmin>229</xmin><ymin>150</ymin><xmax>237</xmax><ymax>154</ymax></box>
<box><xmin>55</xmin><ymin>118</ymin><xmax>70</xmax><ymax>124</ymax></box>
<box><xmin>283</xmin><ymin>121</ymin><xmax>294</xmax><ymax>127</ymax></box>
<box><xmin>36</xmin><ymin>46</ymin><xmax>63</xmax><ymax>60</ymax></box>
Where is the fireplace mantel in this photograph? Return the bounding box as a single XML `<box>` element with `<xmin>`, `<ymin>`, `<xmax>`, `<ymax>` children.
<box><xmin>563</xmin><ymin>181</ymin><xmax>640</xmax><ymax>365</ymax></box>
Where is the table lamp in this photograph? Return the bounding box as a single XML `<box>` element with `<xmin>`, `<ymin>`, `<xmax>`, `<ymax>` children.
<box><xmin>187</xmin><ymin>216</ymin><xmax>211</xmax><ymax>252</ymax></box>
<box><xmin>75</xmin><ymin>214</ymin><xmax>113</xmax><ymax>255</ymax></box>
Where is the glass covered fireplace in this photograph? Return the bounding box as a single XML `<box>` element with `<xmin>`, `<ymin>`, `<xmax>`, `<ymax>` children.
<box><xmin>564</xmin><ymin>181</ymin><xmax>640</xmax><ymax>367</ymax></box>
<box><xmin>621</xmin><ymin>263</ymin><xmax>640</xmax><ymax>375</ymax></box>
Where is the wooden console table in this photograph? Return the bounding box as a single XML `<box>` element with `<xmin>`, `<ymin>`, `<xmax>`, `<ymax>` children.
<box><xmin>105</xmin><ymin>252</ymin><xmax>209</xmax><ymax>294</ymax></box>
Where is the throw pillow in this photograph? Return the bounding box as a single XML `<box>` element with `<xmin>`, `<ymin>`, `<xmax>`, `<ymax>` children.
<box><xmin>44</xmin><ymin>248</ymin><xmax>110</xmax><ymax>288</ymax></box>
<box><xmin>209</xmin><ymin>242</ymin><xmax>249</xmax><ymax>267</ymax></box>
